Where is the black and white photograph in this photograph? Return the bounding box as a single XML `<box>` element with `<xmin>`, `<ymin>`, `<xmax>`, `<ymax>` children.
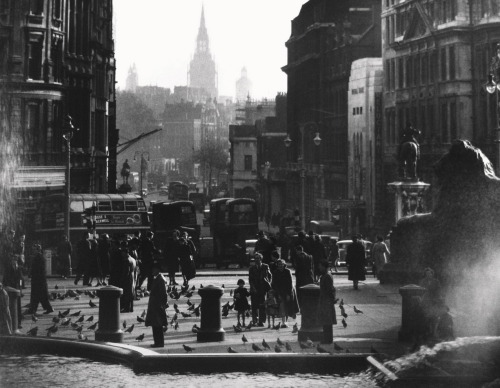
<box><xmin>1</xmin><ymin>0</ymin><xmax>500</xmax><ymax>387</ymax></box>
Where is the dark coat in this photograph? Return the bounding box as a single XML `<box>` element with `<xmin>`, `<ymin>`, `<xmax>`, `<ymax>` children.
<box><xmin>163</xmin><ymin>238</ymin><xmax>179</xmax><ymax>274</ymax></box>
<box><xmin>248</xmin><ymin>263</ymin><xmax>272</xmax><ymax>296</ymax></box>
<box><xmin>272</xmin><ymin>267</ymin><xmax>300</xmax><ymax>318</ymax></box>
<box><xmin>145</xmin><ymin>273</ymin><xmax>168</xmax><ymax>327</ymax></box>
<box><xmin>318</xmin><ymin>272</ymin><xmax>337</xmax><ymax>325</ymax></box>
<box><xmin>75</xmin><ymin>238</ymin><xmax>91</xmax><ymax>274</ymax></box>
<box><xmin>294</xmin><ymin>251</ymin><xmax>314</xmax><ymax>289</ymax></box>
<box><xmin>346</xmin><ymin>241</ymin><xmax>366</xmax><ymax>281</ymax></box>
<box><xmin>233</xmin><ymin>286</ymin><xmax>250</xmax><ymax>312</ymax></box>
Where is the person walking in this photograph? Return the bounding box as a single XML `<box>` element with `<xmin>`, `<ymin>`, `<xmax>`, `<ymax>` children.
<box><xmin>119</xmin><ymin>242</ymin><xmax>136</xmax><ymax>313</ymax></box>
<box><xmin>248</xmin><ymin>253</ymin><xmax>272</xmax><ymax>326</ymax></box>
<box><xmin>346</xmin><ymin>235</ymin><xmax>366</xmax><ymax>290</ymax></box>
<box><xmin>272</xmin><ymin>259</ymin><xmax>300</xmax><ymax>327</ymax></box>
<box><xmin>145</xmin><ymin>261</ymin><xmax>168</xmax><ymax>348</ymax></box>
<box><xmin>56</xmin><ymin>234</ymin><xmax>72</xmax><ymax>280</ymax></box>
<box><xmin>371</xmin><ymin>235</ymin><xmax>390</xmax><ymax>279</ymax></box>
<box><xmin>328</xmin><ymin>239</ymin><xmax>340</xmax><ymax>273</ymax></box>
<box><xmin>164</xmin><ymin>230</ymin><xmax>180</xmax><ymax>286</ymax></box>
<box><xmin>27</xmin><ymin>243</ymin><xmax>53</xmax><ymax>314</ymax></box>
<box><xmin>317</xmin><ymin>259</ymin><xmax>337</xmax><ymax>344</ymax></box>
<box><xmin>178</xmin><ymin>235</ymin><xmax>196</xmax><ymax>286</ymax></box>
<box><xmin>294</xmin><ymin>245</ymin><xmax>314</xmax><ymax>289</ymax></box>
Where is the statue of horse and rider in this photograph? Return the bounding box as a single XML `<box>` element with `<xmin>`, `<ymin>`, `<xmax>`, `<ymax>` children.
<box><xmin>398</xmin><ymin>123</ymin><xmax>421</xmax><ymax>180</ymax></box>
<box><xmin>121</xmin><ymin>159</ymin><xmax>131</xmax><ymax>184</ymax></box>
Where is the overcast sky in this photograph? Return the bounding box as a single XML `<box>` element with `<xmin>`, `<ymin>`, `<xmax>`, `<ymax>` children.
<box><xmin>114</xmin><ymin>0</ymin><xmax>306</xmax><ymax>100</ymax></box>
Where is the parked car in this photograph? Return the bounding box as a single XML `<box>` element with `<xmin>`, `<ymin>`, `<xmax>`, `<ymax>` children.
<box><xmin>245</xmin><ymin>239</ymin><xmax>257</xmax><ymax>262</ymax></box>
<box><xmin>336</xmin><ymin>239</ymin><xmax>372</xmax><ymax>267</ymax></box>
<box><xmin>159</xmin><ymin>186</ymin><xmax>169</xmax><ymax>196</ymax></box>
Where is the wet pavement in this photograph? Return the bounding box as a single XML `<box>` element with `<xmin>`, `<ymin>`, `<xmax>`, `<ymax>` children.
<box><xmin>16</xmin><ymin>271</ymin><xmax>412</xmax><ymax>358</ymax></box>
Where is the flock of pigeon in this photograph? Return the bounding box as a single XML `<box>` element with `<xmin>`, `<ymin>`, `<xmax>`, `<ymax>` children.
<box><xmin>21</xmin><ymin>281</ymin><xmax>375</xmax><ymax>355</ymax></box>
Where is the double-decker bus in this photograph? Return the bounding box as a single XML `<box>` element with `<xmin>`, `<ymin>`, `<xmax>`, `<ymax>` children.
<box><xmin>209</xmin><ymin>197</ymin><xmax>258</xmax><ymax>268</ymax></box>
<box><xmin>168</xmin><ymin>182</ymin><xmax>189</xmax><ymax>201</ymax></box>
<box><xmin>35</xmin><ymin>194</ymin><xmax>150</xmax><ymax>268</ymax></box>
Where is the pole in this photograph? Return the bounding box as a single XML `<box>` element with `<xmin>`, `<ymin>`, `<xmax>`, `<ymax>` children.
<box><xmin>65</xmin><ymin>136</ymin><xmax>72</xmax><ymax>276</ymax></box>
<box><xmin>140</xmin><ymin>155</ymin><xmax>143</xmax><ymax>196</ymax></box>
<box><xmin>300</xmin><ymin>125</ymin><xmax>305</xmax><ymax>230</ymax></box>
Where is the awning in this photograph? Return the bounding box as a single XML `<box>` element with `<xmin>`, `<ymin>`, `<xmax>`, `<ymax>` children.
<box><xmin>12</xmin><ymin>166</ymin><xmax>66</xmax><ymax>189</ymax></box>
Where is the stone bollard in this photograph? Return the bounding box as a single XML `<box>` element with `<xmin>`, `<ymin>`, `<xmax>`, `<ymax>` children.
<box><xmin>197</xmin><ymin>285</ymin><xmax>225</xmax><ymax>342</ymax></box>
<box><xmin>398</xmin><ymin>284</ymin><xmax>426</xmax><ymax>341</ymax></box>
<box><xmin>4</xmin><ymin>287</ymin><xmax>20</xmax><ymax>335</ymax></box>
<box><xmin>298</xmin><ymin>283</ymin><xmax>323</xmax><ymax>342</ymax></box>
<box><xmin>95</xmin><ymin>286</ymin><xmax>123</xmax><ymax>343</ymax></box>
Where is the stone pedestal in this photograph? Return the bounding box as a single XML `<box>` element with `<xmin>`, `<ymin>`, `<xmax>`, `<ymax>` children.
<box><xmin>95</xmin><ymin>286</ymin><xmax>123</xmax><ymax>343</ymax></box>
<box><xmin>398</xmin><ymin>284</ymin><xmax>426</xmax><ymax>341</ymax></box>
<box><xmin>4</xmin><ymin>287</ymin><xmax>20</xmax><ymax>335</ymax></box>
<box><xmin>197</xmin><ymin>285</ymin><xmax>225</xmax><ymax>342</ymax></box>
<box><xmin>387</xmin><ymin>180</ymin><xmax>430</xmax><ymax>224</ymax></box>
<box><xmin>298</xmin><ymin>283</ymin><xmax>323</xmax><ymax>342</ymax></box>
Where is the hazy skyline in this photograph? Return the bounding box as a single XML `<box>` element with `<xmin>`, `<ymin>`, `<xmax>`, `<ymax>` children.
<box><xmin>114</xmin><ymin>0</ymin><xmax>306</xmax><ymax>100</ymax></box>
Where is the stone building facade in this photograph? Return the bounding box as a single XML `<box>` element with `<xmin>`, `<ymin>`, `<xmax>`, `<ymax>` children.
<box><xmin>381</xmin><ymin>0</ymin><xmax>500</xmax><ymax>231</ymax></box>
<box><xmin>0</xmin><ymin>0</ymin><xmax>116</xmax><ymax>232</ymax></box>
<box><xmin>282</xmin><ymin>0</ymin><xmax>381</xmax><ymax>233</ymax></box>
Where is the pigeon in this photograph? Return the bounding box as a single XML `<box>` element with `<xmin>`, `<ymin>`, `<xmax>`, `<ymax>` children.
<box><xmin>292</xmin><ymin>323</ymin><xmax>298</xmax><ymax>333</ymax></box>
<box><xmin>333</xmin><ymin>342</ymin><xmax>344</xmax><ymax>352</ymax></box>
<box><xmin>71</xmin><ymin>322</ymin><xmax>80</xmax><ymax>329</ymax></box>
<box><xmin>31</xmin><ymin>315</ymin><xmax>38</xmax><ymax>323</ymax></box>
<box><xmin>252</xmin><ymin>343</ymin><xmax>263</xmax><ymax>352</ymax></box>
<box><xmin>174</xmin><ymin>321</ymin><xmax>179</xmax><ymax>330</ymax></box>
<box><xmin>137</xmin><ymin>316</ymin><xmax>145</xmax><ymax>323</ymax></box>
<box><xmin>262</xmin><ymin>339</ymin><xmax>271</xmax><ymax>350</ymax></box>
<box><xmin>276</xmin><ymin>338</ymin><xmax>285</xmax><ymax>347</ymax></box>
<box><xmin>76</xmin><ymin>316</ymin><xmax>84</xmax><ymax>323</ymax></box>
<box><xmin>299</xmin><ymin>342</ymin><xmax>309</xmax><ymax>350</ymax></box>
<box><xmin>70</xmin><ymin>310</ymin><xmax>81</xmax><ymax>317</ymax></box>
<box><xmin>46</xmin><ymin>324</ymin><xmax>58</xmax><ymax>334</ymax></box>
<box><xmin>305</xmin><ymin>338</ymin><xmax>314</xmax><ymax>347</ymax></box>
<box><xmin>221</xmin><ymin>284</ymin><xmax>225</xmax><ymax>288</ymax></box>
<box><xmin>75</xmin><ymin>325</ymin><xmax>83</xmax><ymax>333</ymax></box>
<box><xmin>61</xmin><ymin>309</ymin><xmax>70</xmax><ymax>316</ymax></box>
<box><xmin>242</xmin><ymin>334</ymin><xmax>248</xmax><ymax>345</ymax></box>
<box><xmin>52</xmin><ymin>317</ymin><xmax>60</xmax><ymax>324</ymax></box>
<box><xmin>187</xmin><ymin>299</ymin><xmax>192</xmax><ymax>306</ymax></box>
<box><xmin>183</xmin><ymin>344</ymin><xmax>194</xmax><ymax>352</ymax></box>
<box><xmin>89</xmin><ymin>300</ymin><xmax>97</xmax><ymax>308</ymax></box>
<box><xmin>180</xmin><ymin>312</ymin><xmax>191</xmax><ymax>318</ymax></box>
<box><xmin>55</xmin><ymin>284</ymin><xmax>59</xmax><ymax>290</ymax></box>
<box><xmin>135</xmin><ymin>333</ymin><xmax>145</xmax><ymax>342</ymax></box>
<box><xmin>88</xmin><ymin>321</ymin><xmax>98</xmax><ymax>331</ymax></box>
<box><xmin>124</xmin><ymin>323</ymin><xmax>134</xmax><ymax>333</ymax></box>
<box><xmin>246</xmin><ymin>321</ymin><xmax>254</xmax><ymax>330</ymax></box>
<box><xmin>272</xmin><ymin>322</ymin><xmax>281</xmax><ymax>330</ymax></box>
<box><xmin>141</xmin><ymin>310</ymin><xmax>146</xmax><ymax>318</ymax></box>
<box><xmin>187</xmin><ymin>304</ymin><xmax>195</xmax><ymax>311</ymax></box>
<box><xmin>233</xmin><ymin>325</ymin><xmax>242</xmax><ymax>333</ymax></box>
<box><xmin>61</xmin><ymin>318</ymin><xmax>71</xmax><ymax>326</ymax></box>
<box><xmin>227</xmin><ymin>347</ymin><xmax>238</xmax><ymax>353</ymax></box>
<box><xmin>27</xmin><ymin>326</ymin><xmax>38</xmax><ymax>336</ymax></box>
<box><xmin>86</xmin><ymin>315</ymin><xmax>94</xmax><ymax>322</ymax></box>
<box><xmin>78</xmin><ymin>333</ymin><xmax>88</xmax><ymax>341</ymax></box>
<box><xmin>222</xmin><ymin>309</ymin><xmax>229</xmax><ymax>318</ymax></box>
<box><xmin>274</xmin><ymin>344</ymin><xmax>282</xmax><ymax>353</ymax></box>
<box><xmin>185</xmin><ymin>291</ymin><xmax>193</xmax><ymax>298</ymax></box>
<box><xmin>200</xmin><ymin>284</ymin><xmax>203</xmax><ymax>289</ymax></box>
<box><xmin>191</xmin><ymin>285</ymin><xmax>196</xmax><ymax>291</ymax></box>
<box><xmin>285</xmin><ymin>342</ymin><xmax>293</xmax><ymax>352</ymax></box>
<box><xmin>191</xmin><ymin>324</ymin><xmax>199</xmax><ymax>333</ymax></box>
<box><xmin>193</xmin><ymin>306</ymin><xmax>200</xmax><ymax>317</ymax></box>
<box><xmin>317</xmin><ymin>344</ymin><xmax>331</xmax><ymax>354</ymax></box>
<box><xmin>228</xmin><ymin>302</ymin><xmax>234</xmax><ymax>311</ymax></box>
<box><xmin>342</xmin><ymin>318</ymin><xmax>347</xmax><ymax>329</ymax></box>
<box><xmin>353</xmin><ymin>306</ymin><xmax>363</xmax><ymax>314</ymax></box>
<box><xmin>122</xmin><ymin>320</ymin><xmax>127</xmax><ymax>329</ymax></box>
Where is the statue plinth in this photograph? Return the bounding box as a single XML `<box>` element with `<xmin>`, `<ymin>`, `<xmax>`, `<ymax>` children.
<box><xmin>387</xmin><ymin>180</ymin><xmax>430</xmax><ymax>225</ymax></box>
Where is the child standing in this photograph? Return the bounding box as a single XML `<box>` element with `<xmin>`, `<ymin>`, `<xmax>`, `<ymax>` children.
<box><xmin>264</xmin><ymin>289</ymin><xmax>280</xmax><ymax>328</ymax></box>
<box><xmin>233</xmin><ymin>279</ymin><xmax>250</xmax><ymax>326</ymax></box>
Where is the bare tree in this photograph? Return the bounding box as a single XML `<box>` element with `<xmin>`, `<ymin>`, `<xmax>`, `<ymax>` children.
<box><xmin>192</xmin><ymin>138</ymin><xmax>228</xmax><ymax>196</ymax></box>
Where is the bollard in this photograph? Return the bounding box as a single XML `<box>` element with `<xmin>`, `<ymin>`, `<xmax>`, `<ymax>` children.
<box><xmin>298</xmin><ymin>283</ymin><xmax>323</xmax><ymax>342</ymax></box>
<box><xmin>197</xmin><ymin>285</ymin><xmax>225</xmax><ymax>342</ymax></box>
<box><xmin>4</xmin><ymin>287</ymin><xmax>20</xmax><ymax>335</ymax></box>
<box><xmin>398</xmin><ymin>284</ymin><xmax>426</xmax><ymax>341</ymax></box>
<box><xmin>95</xmin><ymin>286</ymin><xmax>123</xmax><ymax>343</ymax></box>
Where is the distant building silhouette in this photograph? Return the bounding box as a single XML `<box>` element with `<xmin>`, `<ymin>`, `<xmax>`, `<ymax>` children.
<box><xmin>236</xmin><ymin>67</ymin><xmax>253</xmax><ymax>103</ymax></box>
<box><xmin>126</xmin><ymin>64</ymin><xmax>139</xmax><ymax>92</ymax></box>
<box><xmin>188</xmin><ymin>5</ymin><xmax>218</xmax><ymax>102</ymax></box>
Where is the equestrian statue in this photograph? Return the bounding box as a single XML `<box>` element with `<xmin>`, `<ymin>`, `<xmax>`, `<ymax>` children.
<box><xmin>121</xmin><ymin>159</ymin><xmax>131</xmax><ymax>185</ymax></box>
<box><xmin>398</xmin><ymin>123</ymin><xmax>421</xmax><ymax>180</ymax></box>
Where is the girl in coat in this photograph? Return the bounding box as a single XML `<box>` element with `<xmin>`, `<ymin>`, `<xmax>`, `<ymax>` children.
<box><xmin>233</xmin><ymin>279</ymin><xmax>250</xmax><ymax>326</ymax></box>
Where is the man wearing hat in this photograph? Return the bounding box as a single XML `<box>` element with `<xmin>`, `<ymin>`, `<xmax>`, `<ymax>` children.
<box><xmin>255</xmin><ymin>230</ymin><xmax>273</xmax><ymax>265</ymax></box>
<box><xmin>145</xmin><ymin>261</ymin><xmax>168</xmax><ymax>347</ymax></box>
<box><xmin>248</xmin><ymin>253</ymin><xmax>272</xmax><ymax>326</ymax></box>
<box><xmin>346</xmin><ymin>234</ymin><xmax>366</xmax><ymax>290</ymax></box>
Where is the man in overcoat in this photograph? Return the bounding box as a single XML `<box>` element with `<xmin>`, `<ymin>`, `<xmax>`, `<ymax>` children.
<box><xmin>145</xmin><ymin>261</ymin><xmax>168</xmax><ymax>347</ymax></box>
<box><xmin>248</xmin><ymin>253</ymin><xmax>272</xmax><ymax>326</ymax></box>
<box><xmin>318</xmin><ymin>259</ymin><xmax>337</xmax><ymax>344</ymax></box>
<box><xmin>346</xmin><ymin>235</ymin><xmax>366</xmax><ymax>290</ymax></box>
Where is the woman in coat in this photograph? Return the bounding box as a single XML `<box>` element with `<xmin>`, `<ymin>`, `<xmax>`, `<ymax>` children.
<box><xmin>346</xmin><ymin>235</ymin><xmax>366</xmax><ymax>290</ymax></box>
<box><xmin>145</xmin><ymin>262</ymin><xmax>168</xmax><ymax>347</ymax></box>
<box><xmin>271</xmin><ymin>259</ymin><xmax>300</xmax><ymax>327</ymax></box>
<box><xmin>317</xmin><ymin>259</ymin><xmax>337</xmax><ymax>344</ymax></box>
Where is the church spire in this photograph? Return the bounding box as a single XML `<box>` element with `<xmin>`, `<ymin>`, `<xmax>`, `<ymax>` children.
<box><xmin>196</xmin><ymin>4</ymin><xmax>209</xmax><ymax>54</ymax></box>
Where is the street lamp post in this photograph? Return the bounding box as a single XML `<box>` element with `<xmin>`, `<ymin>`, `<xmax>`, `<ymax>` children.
<box><xmin>485</xmin><ymin>43</ymin><xmax>500</xmax><ymax>173</ymax></box>
<box><xmin>62</xmin><ymin>115</ymin><xmax>78</xmax><ymax>276</ymax></box>
<box><xmin>134</xmin><ymin>151</ymin><xmax>150</xmax><ymax>196</ymax></box>
<box><xmin>284</xmin><ymin>122</ymin><xmax>321</xmax><ymax>230</ymax></box>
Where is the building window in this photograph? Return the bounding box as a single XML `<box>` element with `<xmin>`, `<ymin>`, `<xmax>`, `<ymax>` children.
<box><xmin>449</xmin><ymin>46</ymin><xmax>456</xmax><ymax>80</ymax></box>
<box><xmin>440</xmin><ymin>48</ymin><xmax>447</xmax><ymax>81</ymax></box>
<box><xmin>53</xmin><ymin>0</ymin><xmax>61</xmax><ymax>19</ymax></box>
<box><xmin>244</xmin><ymin>155</ymin><xmax>252</xmax><ymax>171</ymax></box>
<box><xmin>27</xmin><ymin>37</ymin><xmax>43</xmax><ymax>80</ymax></box>
<box><xmin>414</xmin><ymin>55</ymin><xmax>420</xmax><ymax>86</ymax></box>
<box><xmin>427</xmin><ymin>102</ymin><xmax>434</xmax><ymax>141</ymax></box>
<box><xmin>26</xmin><ymin>103</ymin><xmax>41</xmax><ymax>151</ymax></box>
<box><xmin>30</xmin><ymin>0</ymin><xmax>44</xmax><ymax>15</ymax></box>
